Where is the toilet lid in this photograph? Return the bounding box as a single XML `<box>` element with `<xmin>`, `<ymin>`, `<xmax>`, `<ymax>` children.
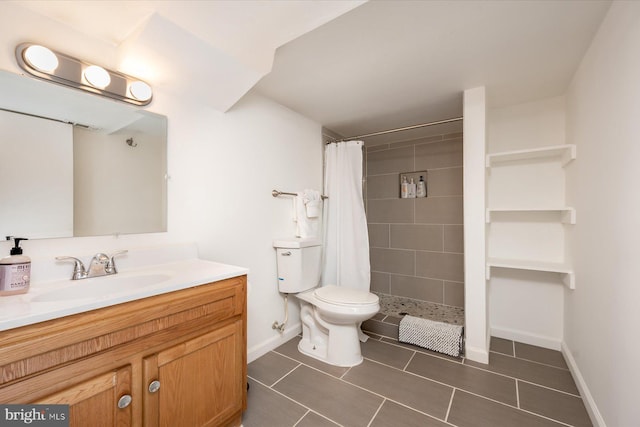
<box><xmin>314</xmin><ymin>285</ymin><xmax>379</xmax><ymax>306</ymax></box>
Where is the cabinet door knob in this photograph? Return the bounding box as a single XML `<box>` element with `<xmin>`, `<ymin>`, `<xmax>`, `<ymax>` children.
<box><xmin>148</xmin><ymin>380</ymin><xmax>161</xmax><ymax>393</ymax></box>
<box><xmin>117</xmin><ymin>394</ymin><xmax>132</xmax><ymax>409</ymax></box>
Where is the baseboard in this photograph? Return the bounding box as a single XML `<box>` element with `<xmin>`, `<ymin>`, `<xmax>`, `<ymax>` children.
<box><xmin>490</xmin><ymin>326</ymin><xmax>561</xmax><ymax>350</ymax></box>
<box><xmin>465</xmin><ymin>345</ymin><xmax>489</xmax><ymax>364</ymax></box>
<box><xmin>561</xmin><ymin>342</ymin><xmax>607</xmax><ymax>427</ymax></box>
<box><xmin>247</xmin><ymin>322</ymin><xmax>301</xmax><ymax>363</ymax></box>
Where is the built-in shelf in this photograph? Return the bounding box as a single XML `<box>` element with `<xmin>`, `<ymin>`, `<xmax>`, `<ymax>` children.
<box><xmin>486</xmin><ymin>257</ymin><xmax>575</xmax><ymax>290</ymax></box>
<box><xmin>486</xmin><ymin>143</ymin><xmax>576</xmax><ymax>290</ymax></box>
<box><xmin>486</xmin><ymin>207</ymin><xmax>576</xmax><ymax>224</ymax></box>
<box><xmin>486</xmin><ymin>144</ymin><xmax>576</xmax><ymax>168</ymax></box>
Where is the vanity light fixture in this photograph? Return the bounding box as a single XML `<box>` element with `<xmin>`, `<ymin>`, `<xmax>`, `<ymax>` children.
<box><xmin>15</xmin><ymin>42</ymin><xmax>153</xmax><ymax>106</ymax></box>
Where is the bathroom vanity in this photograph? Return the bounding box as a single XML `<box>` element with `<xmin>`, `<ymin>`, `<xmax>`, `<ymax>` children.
<box><xmin>0</xmin><ymin>258</ymin><xmax>247</xmax><ymax>427</ymax></box>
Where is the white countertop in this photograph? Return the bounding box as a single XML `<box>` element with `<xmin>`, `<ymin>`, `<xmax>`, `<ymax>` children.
<box><xmin>0</xmin><ymin>258</ymin><xmax>248</xmax><ymax>332</ymax></box>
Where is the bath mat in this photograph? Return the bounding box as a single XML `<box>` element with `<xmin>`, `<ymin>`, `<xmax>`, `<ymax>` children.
<box><xmin>398</xmin><ymin>315</ymin><xmax>463</xmax><ymax>357</ymax></box>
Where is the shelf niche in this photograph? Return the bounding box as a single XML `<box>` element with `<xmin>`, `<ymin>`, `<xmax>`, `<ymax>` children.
<box><xmin>486</xmin><ymin>258</ymin><xmax>575</xmax><ymax>290</ymax></box>
<box><xmin>486</xmin><ymin>208</ymin><xmax>576</xmax><ymax>224</ymax></box>
<box><xmin>486</xmin><ymin>144</ymin><xmax>576</xmax><ymax>168</ymax></box>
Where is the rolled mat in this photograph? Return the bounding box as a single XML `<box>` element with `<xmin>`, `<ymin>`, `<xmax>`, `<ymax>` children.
<box><xmin>398</xmin><ymin>315</ymin><xmax>464</xmax><ymax>357</ymax></box>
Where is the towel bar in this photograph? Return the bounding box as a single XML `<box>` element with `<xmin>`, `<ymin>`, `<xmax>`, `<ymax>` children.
<box><xmin>272</xmin><ymin>189</ymin><xmax>328</xmax><ymax>200</ymax></box>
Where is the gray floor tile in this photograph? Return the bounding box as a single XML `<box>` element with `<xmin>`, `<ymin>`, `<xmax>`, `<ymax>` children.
<box><xmin>519</xmin><ymin>381</ymin><xmax>592</xmax><ymax>427</ymax></box>
<box><xmin>295</xmin><ymin>411</ymin><xmax>340</xmax><ymax>427</ymax></box>
<box><xmin>406</xmin><ymin>352</ymin><xmax>517</xmax><ymax>406</ymax></box>
<box><xmin>514</xmin><ymin>342</ymin><xmax>569</xmax><ymax>369</ymax></box>
<box><xmin>370</xmin><ymin>400</ymin><xmax>450</xmax><ymax>427</ymax></box>
<box><xmin>361</xmin><ymin>338</ymin><xmax>414</xmax><ymax>369</ymax></box>
<box><xmin>465</xmin><ymin>352</ymin><xmax>579</xmax><ymax>395</ymax></box>
<box><xmin>448</xmin><ymin>390</ymin><xmax>564</xmax><ymax>427</ymax></box>
<box><xmin>248</xmin><ymin>351</ymin><xmax>300</xmax><ymax>386</ymax></box>
<box><xmin>383</xmin><ymin>315</ymin><xmax>402</xmax><ymax>325</ymax></box>
<box><xmin>273</xmin><ymin>365</ymin><xmax>383</xmax><ymax>427</ymax></box>
<box><xmin>243</xmin><ymin>378</ymin><xmax>307</xmax><ymax>427</ymax></box>
<box><xmin>343</xmin><ymin>359</ymin><xmax>453</xmax><ymax>419</ymax></box>
<box><xmin>490</xmin><ymin>337</ymin><xmax>514</xmax><ymax>356</ymax></box>
<box><xmin>380</xmin><ymin>337</ymin><xmax>463</xmax><ymax>363</ymax></box>
<box><xmin>364</xmin><ymin>331</ymin><xmax>384</xmax><ymax>341</ymax></box>
<box><xmin>372</xmin><ymin>312</ymin><xmax>386</xmax><ymax>321</ymax></box>
<box><xmin>274</xmin><ymin>338</ymin><xmax>350</xmax><ymax>378</ymax></box>
<box><xmin>247</xmin><ymin>335</ymin><xmax>590</xmax><ymax>427</ymax></box>
<box><xmin>362</xmin><ymin>318</ymin><xmax>399</xmax><ymax>338</ymax></box>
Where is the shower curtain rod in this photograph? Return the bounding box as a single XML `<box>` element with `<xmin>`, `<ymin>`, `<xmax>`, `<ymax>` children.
<box><xmin>327</xmin><ymin>116</ymin><xmax>463</xmax><ymax>144</ymax></box>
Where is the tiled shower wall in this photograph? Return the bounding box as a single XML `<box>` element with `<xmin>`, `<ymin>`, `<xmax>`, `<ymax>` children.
<box><xmin>365</xmin><ymin>132</ymin><xmax>464</xmax><ymax>308</ymax></box>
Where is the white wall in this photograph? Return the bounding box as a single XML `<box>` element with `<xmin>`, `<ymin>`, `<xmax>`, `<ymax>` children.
<box><xmin>487</xmin><ymin>96</ymin><xmax>566</xmax><ymax>349</ymax></box>
<box><xmin>463</xmin><ymin>86</ymin><xmax>488</xmax><ymax>363</ymax></box>
<box><xmin>165</xmin><ymin>91</ymin><xmax>323</xmax><ymax>360</ymax></box>
<box><xmin>0</xmin><ymin>3</ymin><xmax>323</xmax><ymax>361</ymax></box>
<box><xmin>488</xmin><ymin>97</ymin><xmax>566</xmax><ymax>152</ymax></box>
<box><xmin>565</xmin><ymin>2</ymin><xmax>640</xmax><ymax>425</ymax></box>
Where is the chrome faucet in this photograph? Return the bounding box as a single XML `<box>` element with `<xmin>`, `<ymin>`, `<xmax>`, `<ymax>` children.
<box><xmin>56</xmin><ymin>250</ymin><xmax>128</xmax><ymax>280</ymax></box>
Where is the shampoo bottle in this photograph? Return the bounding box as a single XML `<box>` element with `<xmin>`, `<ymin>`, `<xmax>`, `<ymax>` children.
<box><xmin>408</xmin><ymin>178</ymin><xmax>417</xmax><ymax>198</ymax></box>
<box><xmin>0</xmin><ymin>237</ymin><xmax>31</xmax><ymax>296</ymax></box>
<box><xmin>417</xmin><ymin>175</ymin><xmax>427</xmax><ymax>198</ymax></box>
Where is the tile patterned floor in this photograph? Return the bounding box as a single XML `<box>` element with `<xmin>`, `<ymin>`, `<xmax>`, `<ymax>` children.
<box><xmin>243</xmin><ymin>326</ymin><xmax>592</xmax><ymax>426</ymax></box>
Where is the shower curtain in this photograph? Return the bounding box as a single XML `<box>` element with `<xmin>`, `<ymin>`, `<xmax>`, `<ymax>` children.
<box><xmin>322</xmin><ymin>140</ymin><xmax>371</xmax><ymax>291</ymax></box>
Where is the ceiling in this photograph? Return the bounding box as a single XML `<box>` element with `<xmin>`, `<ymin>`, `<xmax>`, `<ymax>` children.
<box><xmin>255</xmin><ymin>0</ymin><xmax>611</xmax><ymax>140</ymax></box>
<box><xmin>8</xmin><ymin>1</ymin><xmax>611</xmax><ymax>142</ymax></box>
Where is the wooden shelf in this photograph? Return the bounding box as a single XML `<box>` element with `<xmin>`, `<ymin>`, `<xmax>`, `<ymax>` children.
<box><xmin>486</xmin><ymin>258</ymin><xmax>575</xmax><ymax>289</ymax></box>
<box><xmin>486</xmin><ymin>207</ymin><xmax>576</xmax><ymax>224</ymax></box>
<box><xmin>486</xmin><ymin>144</ymin><xmax>576</xmax><ymax>168</ymax></box>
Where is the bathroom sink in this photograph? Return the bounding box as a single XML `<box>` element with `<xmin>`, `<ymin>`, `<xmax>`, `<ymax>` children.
<box><xmin>31</xmin><ymin>273</ymin><xmax>172</xmax><ymax>302</ymax></box>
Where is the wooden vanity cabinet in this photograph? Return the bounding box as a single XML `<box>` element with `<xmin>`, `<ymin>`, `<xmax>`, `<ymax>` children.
<box><xmin>142</xmin><ymin>321</ymin><xmax>244</xmax><ymax>427</ymax></box>
<box><xmin>35</xmin><ymin>365</ymin><xmax>133</xmax><ymax>426</ymax></box>
<box><xmin>0</xmin><ymin>275</ymin><xmax>247</xmax><ymax>427</ymax></box>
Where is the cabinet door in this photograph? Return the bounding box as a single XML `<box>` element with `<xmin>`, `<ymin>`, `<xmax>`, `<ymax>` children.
<box><xmin>143</xmin><ymin>320</ymin><xmax>244</xmax><ymax>427</ymax></box>
<box><xmin>36</xmin><ymin>365</ymin><xmax>132</xmax><ymax>427</ymax></box>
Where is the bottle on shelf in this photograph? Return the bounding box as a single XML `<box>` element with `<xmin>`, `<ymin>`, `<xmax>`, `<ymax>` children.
<box><xmin>400</xmin><ymin>176</ymin><xmax>409</xmax><ymax>198</ymax></box>
<box><xmin>408</xmin><ymin>178</ymin><xmax>417</xmax><ymax>198</ymax></box>
<box><xmin>416</xmin><ymin>175</ymin><xmax>427</xmax><ymax>197</ymax></box>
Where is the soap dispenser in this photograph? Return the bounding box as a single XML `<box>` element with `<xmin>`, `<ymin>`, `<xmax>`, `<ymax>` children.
<box><xmin>400</xmin><ymin>176</ymin><xmax>409</xmax><ymax>198</ymax></box>
<box><xmin>0</xmin><ymin>237</ymin><xmax>31</xmax><ymax>296</ymax></box>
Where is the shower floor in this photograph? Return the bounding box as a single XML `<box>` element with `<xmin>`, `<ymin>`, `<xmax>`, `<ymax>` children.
<box><xmin>375</xmin><ymin>293</ymin><xmax>464</xmax><ymax>325</ymax></box>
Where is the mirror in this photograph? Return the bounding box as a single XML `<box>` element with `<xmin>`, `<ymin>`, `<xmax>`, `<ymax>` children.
<box><xmin>0</xmin><ymin>70</ymin><xmax>167</xmax><ymax>239</ymax></box>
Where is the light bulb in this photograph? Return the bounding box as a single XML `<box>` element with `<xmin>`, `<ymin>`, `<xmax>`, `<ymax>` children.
<box><xmin>23</xmin><ymin>45</ymin><xmax>59</xmax><ymax>73</ymax></box>
<box><xmin>84</xmin><ymin>65</ymin><xmax>111</xmax><ymax>89</ymax></box>
<box><xmin>129</xmin><ymin>81</ymin><xmax>152</xmax><ymax>101</ymax></box>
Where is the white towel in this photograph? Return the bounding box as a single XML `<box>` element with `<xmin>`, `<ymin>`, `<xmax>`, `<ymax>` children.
<box><xmin>302</xmin><ymin>189</ymin><xmax>322</xmax><ymax>218</ymax></box>
<box><xmin>294</xmin><ymin>189</ymin><xmax>321</xmax><ymax>238</ymax></box>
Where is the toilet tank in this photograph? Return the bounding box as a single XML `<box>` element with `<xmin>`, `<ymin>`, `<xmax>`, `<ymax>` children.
<box><xmin>273</xmin><ymin>238</ymin><xmax>322</xmax><ymax>293</ymax></box>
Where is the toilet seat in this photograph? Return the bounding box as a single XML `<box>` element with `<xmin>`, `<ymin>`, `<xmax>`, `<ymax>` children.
<box><xmin>314</xmin><ymin>285</ymin><xmax>379</xmax><ymax>306</ymax></box>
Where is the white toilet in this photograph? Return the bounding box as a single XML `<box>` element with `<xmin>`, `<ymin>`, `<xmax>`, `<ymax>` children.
<box><xmin>274</xmin><ymin>237</ymin><xmax>380</xmax><ymax>367</ymax></box>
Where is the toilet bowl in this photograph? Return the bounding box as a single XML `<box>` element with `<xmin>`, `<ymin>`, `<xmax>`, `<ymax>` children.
<box><xmin>296</xmin><ymin>285</ymin><xmax>379</xmax><ymax>367</ymax></box>
<box><xmin>273</xmin><ymin>238</ymin><xmax>379</xmax><ymax>367</ymax></box>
